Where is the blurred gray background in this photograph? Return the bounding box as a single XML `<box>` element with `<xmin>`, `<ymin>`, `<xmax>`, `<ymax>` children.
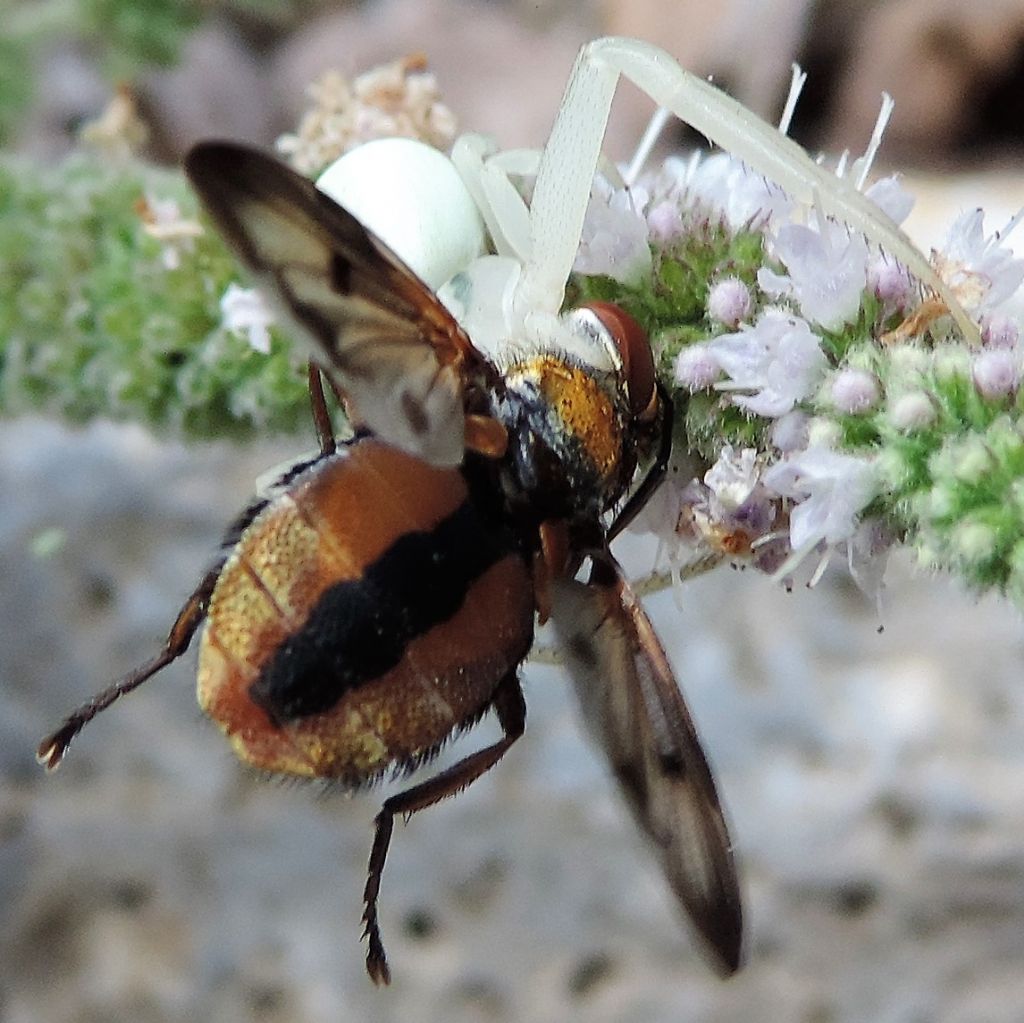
<box><xmin>5</xmin><ymin>1</ymin><xmax>1024</xmax><ymax>1021</ymax></box>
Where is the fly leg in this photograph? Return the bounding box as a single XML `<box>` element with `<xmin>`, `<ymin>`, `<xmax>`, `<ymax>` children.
<box><xmin>361</xmin><ymin>672</ymin><xmax>526</xmax><ymax>985</ymax></box>
<box><xmin>607</xmin><ymin>382</ymin><xmax>673</xmax><ymax>543</ymax></box>
<box><xmin>307</xmin><ymin>361</ymin><xmax>337</xmax><ymax>456</ymax></box>
<box><xmin>36</xmin><ymin>568</ymin><xmax>219</xmax><ymax>770</ymax></box>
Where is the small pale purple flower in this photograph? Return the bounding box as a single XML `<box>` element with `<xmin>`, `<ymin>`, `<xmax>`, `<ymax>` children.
<box><xmin>674</xmin><ymin>344</ymin><xmax>722</xmax><ymax>391</ymax></box>
<box><xmin>685</xmin><ymin>152</ymin><xmax>793</xmax><ymax>230</ymax></box>
<box><xmin>574</xmin><ymin>183</ymin><xmax>651</xmax><ymax>284</ymax></box>
<box><xmin>672</xmin><ymin>448</ymin><xmax>778</xmax><ymax>561</ymax></box>
<box><xmin>704</xmin><ymin>446</ymin><xmax>760</xmax><ymax>511</ymax></box>
<box><xmin>830</xmin><ymin>368</ymin><xmax>880</xmax><ymax>413</ymax></box>
<box><xmin>220</xmin><ymin>283</ymin><xmax>276</xmax><ymax>354</ymax></box>
<box><xmin>982</xmin><ymin>314</ymin><xmax>1020</xmax><ymax>349</ymax></box>
<box><xmin>864</xmin><ymin>175</ymin><xmax>914</xmax><ymax>225</ymax></box>
<box><xmin>771</xmin><ymin>410</ymin><xmax>810</xmax><ymax>452</ymax></box>
<box><xmin>707</xmin><ymin>276</ymin><xmax>752</xmax><ymax>327</ymax></box>
<box><xmin>710</xmin><ymin>309</ymin><xmax>827</xmax><ymax>417</ymax></box>
<box><xmin>759</xmin><ymin>218</ymin><xmax>869</xmax><ymax>331</ymax></box>
<box><xmin>646</xmin><ymin>200</ymin><xmax>684</xmax><ymax>243</ymax></box>
<box><xmin>935</xmin><ymin>208</ymin><xmax>1024</xmax><ymax>315</ymax></box>
<box><xmin>867</xmin><ymin>255</ymin><xmax>914</xmax><ymax>311</ymax></box>
<box><xmin>972</xmin><ymin>349</ymin><xmax>1019</xmax><ymax>400</ymax></box>
<box><xmin>764</xmin><ymin>446</ymin><xmax>879</xmax><ymax>550</ymax></box>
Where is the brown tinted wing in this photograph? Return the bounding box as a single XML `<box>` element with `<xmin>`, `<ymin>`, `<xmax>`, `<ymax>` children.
<box><xmin>549</xmin><ymin>564</ymin><xmax>742</xmax><ymax>974</ymax></box>
<box><xmin>185</xmin><ymin>141</ymin><xmax>496</xmax><ymax>466</ymax></box>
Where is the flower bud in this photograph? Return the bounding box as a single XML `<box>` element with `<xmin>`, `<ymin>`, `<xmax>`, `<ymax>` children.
<box><xmin>830</xmin><ymin>368</ymin><xmax>880</xmax><ymax>414</ymax></box>
<box><xmin>707</xmin><ymin>276</ymin><xmax>752</xmax><ymax>327</ymax></box>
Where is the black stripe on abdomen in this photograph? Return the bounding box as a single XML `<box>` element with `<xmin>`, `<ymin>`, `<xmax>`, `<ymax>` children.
<box><xmin>248</xmin><ymin>500</ymin><xmax>512</xmax><ymax>721</ymax></box>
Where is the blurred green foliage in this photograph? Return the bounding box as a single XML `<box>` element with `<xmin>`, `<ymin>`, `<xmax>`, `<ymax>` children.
<box><xmin>0</xmin><ymin>153</ymin><xmax>309</xmax><ymax>439</ymax></box>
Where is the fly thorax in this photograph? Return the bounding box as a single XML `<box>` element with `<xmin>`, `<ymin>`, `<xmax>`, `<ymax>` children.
<box><xmin>492</xmin><ymin>309</ymin><xmax>635</xmax><ymax>524</ymax></box>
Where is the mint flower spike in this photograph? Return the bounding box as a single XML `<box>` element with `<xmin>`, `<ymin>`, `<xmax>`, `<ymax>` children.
<box><xmin>519</xmin><ymin>43</ymin><xmax>1023</xmax><ymax>606</ymax></box>
<box><xmin>614</xmin><ymin>115</ymin><xmax>1024</xmax><ymax>605</ymax></box>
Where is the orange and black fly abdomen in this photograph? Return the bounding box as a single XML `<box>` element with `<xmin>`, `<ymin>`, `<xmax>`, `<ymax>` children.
<box><xmin>197</xmin><ymin>437</ymin><xmax>535</xmax><ymax>785</ymax></box>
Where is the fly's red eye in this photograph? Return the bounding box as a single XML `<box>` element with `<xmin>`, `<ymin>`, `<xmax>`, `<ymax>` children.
<box><xmin>581</xmin><ymin>301</ymin><xmax>657</xmax><ymax>420</ymax></box>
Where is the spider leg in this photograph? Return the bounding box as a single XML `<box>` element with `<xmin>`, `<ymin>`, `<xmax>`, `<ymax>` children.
<box><xmin>452</xmin><ymin>135</ymin><xmax>536</xmax><ymax>262</ymax></box>
<box><xmin>516</xmin><ymin>36</ymin><xmax>977</xmax><ymax>342</ymax></box>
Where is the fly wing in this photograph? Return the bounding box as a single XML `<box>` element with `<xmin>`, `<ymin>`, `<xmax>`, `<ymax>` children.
<box><xmin>549</xmin><ymin>562</ymin><xmax>742</xmax><ymax>973</ymax></box>
<box><xmin>185</xmin><ymin>141</ymin><xmax>497</xmax><ymax>466</ymax></box>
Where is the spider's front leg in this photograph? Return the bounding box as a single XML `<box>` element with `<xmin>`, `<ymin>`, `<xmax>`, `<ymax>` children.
<box><xmin>514</xmin><ymin>36</ymin><xmax>978</xmax><ymax>342</ymax></box>
<box><xmin>451</xmin><ymin>135</ymin><xmax>538</xmax><ymax>263</ymax></box>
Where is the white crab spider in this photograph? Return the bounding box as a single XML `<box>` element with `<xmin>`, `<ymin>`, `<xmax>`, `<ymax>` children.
<box><xmin>316</xmin><ymin>35</ymin><xmax>980</xmax><ymax>350</ymax></box>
